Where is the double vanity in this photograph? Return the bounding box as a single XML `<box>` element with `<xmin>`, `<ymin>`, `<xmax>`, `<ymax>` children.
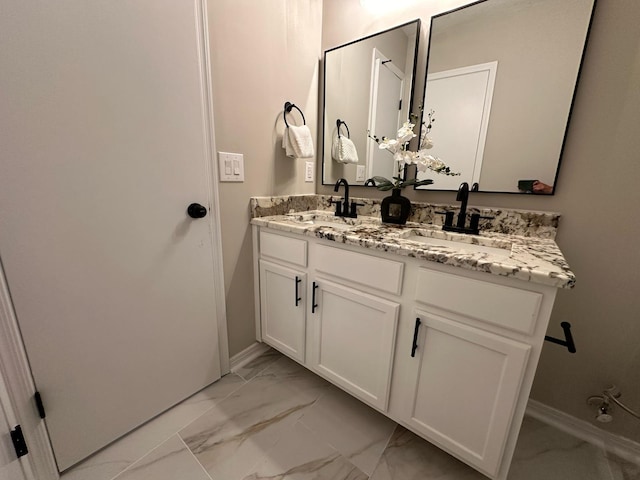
<box><xmin>250</xmin><ymin>194</ymin><xmax>574</xmax><ymax>480</ymax></box>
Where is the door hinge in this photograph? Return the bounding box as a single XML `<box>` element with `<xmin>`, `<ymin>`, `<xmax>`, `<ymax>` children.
<box><xmin>10</xmin><ymin>425</ymin><xmax>29</xmax><ymax>458</ymax></box>
<box><xmin>34</xmin><ymin>391</ymin><xmax>46</xmax><ymax>419</ymax></box>
<box><xmin>398</xmin><ymin>99</ymin><xmax>402</xmax><ymax>110</ymax></box>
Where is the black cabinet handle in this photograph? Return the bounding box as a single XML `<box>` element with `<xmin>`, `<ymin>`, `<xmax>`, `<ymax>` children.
<box><xmin>295</xmin><ymin>276</ymin><xmax>302</xmax><ymax>307</ymax></box>
<box><xmin>312</xmin><ymin>282</ymin><xmax>319</xmax><ymax>313</ymax></box>
<box><xmin>411</xmin><ymin>318</ymin><xmax>422</xmax><ymax>357</ymax></box>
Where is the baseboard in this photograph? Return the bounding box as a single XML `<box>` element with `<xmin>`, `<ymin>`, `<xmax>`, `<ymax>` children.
<box><xmin>229</xmin><ymin>342</ymin><xmax>270</xmax><ymax>372</ymax></box>
<box><xmin>526</xmin><ymin>399</ymin><xmax>640</xmax><ymax>463</ymax></box>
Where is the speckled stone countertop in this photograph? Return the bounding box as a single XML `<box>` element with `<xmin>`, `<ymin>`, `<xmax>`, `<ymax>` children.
<box><xmin>250</xmin><ymin>196</ymin><xmax>575</xmax><ymax>289</ymax></box>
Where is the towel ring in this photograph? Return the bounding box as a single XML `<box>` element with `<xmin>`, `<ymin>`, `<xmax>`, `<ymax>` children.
<box><xmin>336</xmin><ymin>119</ymin><xmax>350</xmax><ymax>138</ymax></box>
<box><xmin>283</xmin><ymin>101</ymin><xmax>306</xmax><ymax>127</ymax></box>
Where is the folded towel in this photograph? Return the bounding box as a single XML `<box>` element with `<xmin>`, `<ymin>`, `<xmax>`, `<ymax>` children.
<box><xmin>331</xmin><ymin>134</ymin><xmax>359</xmax><ymax>164</ymax></box>
<box><xmin>282</xmin><ymin>124</ymin><xmax>314</xmax><ymax>158</ymax></box>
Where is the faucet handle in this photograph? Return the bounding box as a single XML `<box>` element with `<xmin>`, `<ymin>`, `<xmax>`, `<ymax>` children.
<box><xmin>436</xmin><ymin>211</ymin><xmax>455</xmax><ymax>227</ymax></box>
<box><xmin>469</xmin><ymin>214</ymin><xmax>494</xmax><ymax>232</ymax></box>
<box><xmin>330</xmin><ymin>199</ymin><xmax>342</xmax><ymax>216</ymax></box>
<box><xmin>349</xmin><ymin>201</ymin><xmax>364</xmax><ymax>218</ymax></box>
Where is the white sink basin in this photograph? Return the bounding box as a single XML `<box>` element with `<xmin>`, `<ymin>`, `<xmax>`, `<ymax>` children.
<box><xmin>402</xmin><ymin>232</ymin><xmax>512</xmax><ymax>257</ymax></box>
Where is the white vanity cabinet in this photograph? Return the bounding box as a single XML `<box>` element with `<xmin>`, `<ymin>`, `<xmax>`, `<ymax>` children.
<box><xmin>257</xmin><ymin>231</ymin><xmax>309</xmax><ymax>363</ymax></box>
<box><xmin>309</xmin><ymin>244</ymin><xmax>403</xmax><ymax>411</ymax></box>
<box><xmin>401</xmin><ymin>310</ymin><xmax>530</xmax><ymax>476</ymax></box>
<box><xmin>259</xmin><ymin>260</ymin><xmax>306</xmax><ymax>362</ymax></box>
<box><xmin>309</xmin><ymin>277</ymin><xmax>400</xmax><ymax>411</ymax></box>
<box><xmin>253</xmin><ymin>226</ymin><xmax>559</xmax><ymax>480</ymax></box>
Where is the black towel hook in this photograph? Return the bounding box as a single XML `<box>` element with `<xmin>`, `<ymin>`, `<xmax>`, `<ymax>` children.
<box><xmin>336</xmin><ymin>119</ymin><xmax>350</xmax><ymax>138</ymax></box>
<box><xmin>283</xmin><ymin>102</ymin><xmax>306</xmax><ymax>127</ymax></box>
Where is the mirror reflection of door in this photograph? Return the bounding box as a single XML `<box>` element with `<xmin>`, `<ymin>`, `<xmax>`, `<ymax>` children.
<box><xmin>417</xmin><ymin>62</ymin><xmax>497</xmax><ymax>190</ymax></box>
<box><xmin>367</xmin><ymin>49</ymin><xmax>405</xmax><ymax>180</ymax></box>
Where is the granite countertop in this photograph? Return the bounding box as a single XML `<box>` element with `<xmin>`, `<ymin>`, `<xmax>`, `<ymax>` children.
<box><xmin>251</xmin><ymin>210</ymin><xmax>575</xmax><ymax>289</ymax></box>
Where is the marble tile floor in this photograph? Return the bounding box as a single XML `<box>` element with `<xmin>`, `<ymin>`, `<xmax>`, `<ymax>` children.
<box><xmin>61</xmin><ymin>349</ymin><xmax>639</xmax><ymax>480</ymax></box>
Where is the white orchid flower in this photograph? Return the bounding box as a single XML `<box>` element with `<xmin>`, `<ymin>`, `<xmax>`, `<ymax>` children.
<box><xmin>396</xmin><ymin>122</ymin><xmax>416</xmax><ymax>143</ymax></box>
<box><xmin>416</xmin><ymin>161</ymin><xmax>429</xmax><ymax>172</ymax></box>
<box><xmin>369</xmin><ymin>113</ymin><xmax>459</xmax><ymax>190</ymax></box>
<box><xmin>379</xmin><ymin>138</ymin><xmax>399</xmax><ymax>153</ymax></box>
<box><xmin>421</xmin><ymin>136</ymin><xmax>434</xmax><ymax>149</ymax></box>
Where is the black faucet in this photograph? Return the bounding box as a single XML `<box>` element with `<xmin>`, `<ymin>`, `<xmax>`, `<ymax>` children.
<box><xmin>441</xmin><ymin>182</ymin><xmax>486</xmax><ymax>235</ymax></box>
<box><xmin>332</xmin><ymin>178</ymin><xmax>362</xmax><ymax>218</ymax></box>
<box><xmin>333</xmin><ymin>178</ymin><xmax>349</xmax><ymax>217</ymax></box>
<box><xmin>455</xmin><ymin>182</ymin><xmax>470</xmax><ymax>228</ymax></box>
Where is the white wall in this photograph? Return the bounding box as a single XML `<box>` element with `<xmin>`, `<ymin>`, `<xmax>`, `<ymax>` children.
<box><xmin>206</xmin><ymin>0</ymin><xmax>322</xmax><ymax>356</ymax></box>
<box><xmin>320</xmin><ymin>0</ymin><xmax>640</xmax><ymax>443</ymax></box>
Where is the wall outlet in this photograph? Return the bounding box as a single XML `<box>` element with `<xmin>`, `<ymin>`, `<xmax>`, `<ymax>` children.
<box><xmin>219</xmin><ymin>152</ymin><xmax>244</xmax><ymax>182</ymax></box>
<box><xmin>305</xmin><ymin>162</ymin><xmax>314</xmax><ymax>182</ymax></box>
<box><xmin>356</xmin><ymin>165</ymin><xmax>366</xmax><ymax>182</ymax></box>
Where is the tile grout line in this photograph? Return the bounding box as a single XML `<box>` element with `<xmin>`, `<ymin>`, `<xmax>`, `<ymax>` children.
<box><xmin>177</xmin><ymin>435</ymin><xmax>216</xmax><ymax>480</ymax></box>
<box><xmin>107</xmin><ymin>435</ymin><xmax>182</xmax><ymax>480</ymax></box>
<box><xmin>176</xmin><ymin>374</ymin><xmax>248</xmax><ymax>435</ymax></box>
<box><xmin>367</xmin><ymin>423</ymin><xmax>400</xmax><ymax>478</ymax></box>
<box><xmin>232</xmin><ymin>349</ymin><xmax>286</xmax><ymax>380</ymax></box>
<box><xmin>294</xmin><ymin>417</ymin><xmax>372</xmax><ymax>479</ymax></box>
<box><xmin>101</xmin><ymin>374</ymin><xmax>247</xmax><ymax>480</ymax></box>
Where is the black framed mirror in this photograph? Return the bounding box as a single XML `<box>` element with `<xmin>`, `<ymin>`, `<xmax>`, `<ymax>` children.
<box><xmin>322</xmin><ymin>20</ymin><xmax>421</xmax><ymax>186</ymax></box>
<box><xmin>415</xmin><ymin>0</ymin><xmax>596</xmax><ymax>194</ymax></box>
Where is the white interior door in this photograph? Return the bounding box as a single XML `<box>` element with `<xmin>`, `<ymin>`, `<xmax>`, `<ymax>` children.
<box><xmin>367</xmin><ymin>50</ymin><xmax>405</xmax><ymax>180</ymax></box>
<box><xmin>417</xmin><ymin>62</ymin><xmax>497</xmax><ymax>190</ymax></box>
<box><xmin>0</xmin><ymin>0</ymin><xmax>222</xmax><ymax>470</ymax></box>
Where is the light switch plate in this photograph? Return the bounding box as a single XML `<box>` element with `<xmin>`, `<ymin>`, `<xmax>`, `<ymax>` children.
<box><xmin>305</xmin><ymin>162</ymin><xmax>314</xmax><ymax>182</ymax></box>
<box><xmin>356</xmin><ymin>165</ymin><xmax>365</xmax><ymax>182</ymax></box>
<box><xmin>219</xmin><ymin>152</ymin><xmax>244</xmax><ymax>182</ymax></box>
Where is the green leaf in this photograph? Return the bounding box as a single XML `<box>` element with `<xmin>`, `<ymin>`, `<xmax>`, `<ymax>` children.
<box><xmin>372</xmin><ymin>176</ymin><xmax>395</xmax><ymax>191</ymax></box>
<box><xmin>414</xmin><ymin>179</ymin><xmax>435</xmax><ymax>187</ymax></box>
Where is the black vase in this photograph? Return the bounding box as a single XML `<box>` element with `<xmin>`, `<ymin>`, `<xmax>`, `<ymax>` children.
<box><xmin>381</xmin><ymin>189</ymin><xmax>411</xmax><ymax>225</ymax></box>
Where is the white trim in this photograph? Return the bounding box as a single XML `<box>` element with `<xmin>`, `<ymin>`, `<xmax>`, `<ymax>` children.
<box><xmin>0</xmin><ymin>259</ymin><xmax>59</xmax><ymax>480</ymax></box>
<box><xmin>252</xmin><ymin>225</ymin><xmax>263</xmax><ymax>343</ymax></box>
<box><xmin>229</xmin><ymin>342</ymin><xmax>271</xmax><ymax>372</ymax></box>
<box><xmin>526</xmin><ymin>399</ymin><xmax>640</xmax><ymax>464</ymax></box>
<box><xmin>0</xmin><ymin>348</ymin><xmax>30</xmax><ymax>480</ymax></box>
<box><xmin>195</xmin><ymin>0</ymin><xmax>230</xmax><ymax>375</ymax></box>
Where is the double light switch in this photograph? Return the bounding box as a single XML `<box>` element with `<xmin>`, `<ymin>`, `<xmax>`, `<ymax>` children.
<box><xmin>219</xmin><ymin>152</ymin><xmax>244</xmax><ymax>182</ymax></box>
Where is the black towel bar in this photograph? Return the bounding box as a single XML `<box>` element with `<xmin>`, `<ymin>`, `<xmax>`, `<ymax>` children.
<box><xmin>544</xmin><ymin>321</ymin><xmax>576</xmax><ymax>353</ymax></box>
<box><xmin>283</xmin><ymin>101</ymin><xmax>306</xmax><ymax>127</ymax></box>
<box><xmin>336</xmin><ymin>119</ymin><xmax>350</xmax><ymax>138</ymax></box>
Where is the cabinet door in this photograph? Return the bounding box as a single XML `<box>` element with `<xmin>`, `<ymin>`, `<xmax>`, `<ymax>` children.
<box><xmin>259</xmin><ymin>260</ymin><xmax>306</xmax><ymax>362</ymax></box>
<box><xmin>309</xmin><ymin>279</ymin><xmax>399</xmax><ymax>411</ymax></box>
<box><xmin>402</xmin><ymin>310</ymin><xmax>530</xmax><ymax>477</ymax></box>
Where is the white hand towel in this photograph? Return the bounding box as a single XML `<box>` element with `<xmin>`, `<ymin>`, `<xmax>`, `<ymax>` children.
<box><xmin>331</xmin><ymin>134</ymin><xmax>359</xmax><ymax>164</ymax></box>
<box><xmin>284</xmin><ymin>125</ymin><xmax>315</xmax><ymax>158</ymax></box>
<box><xmin>282</xmin><ymin>128</ymin><xmax>295</xmax><ymax>157</ymax></box>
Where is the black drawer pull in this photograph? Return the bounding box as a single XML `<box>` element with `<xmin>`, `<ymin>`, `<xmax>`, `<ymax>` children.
<box><xmin>295</xmin><ymin>276</ymin><xmax>302</xmax><ymax>306</ymax></box>
<box><xmin>312</xmin><ymin>282</ymin><xmax>319</xmax><ymax>313</ymax></box>
<box><xmin>411</xmin><ymin>318</ymin><xmax>422</xmax><ymax>357</ymax></box>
